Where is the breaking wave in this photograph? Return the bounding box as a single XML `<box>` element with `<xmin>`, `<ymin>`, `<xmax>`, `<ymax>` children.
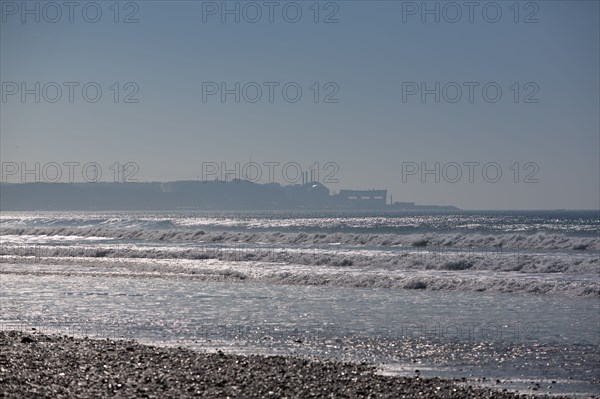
<box><xmin>1</xmin><ymin>241</ymin><xmax>598</xmax><ymax>273</ymax></box>
<box><xmin>2</xmin><ymin>233</ymin><xmax>598</xmax><ymax>297</ymax></box>
<box><xmin>2</xmin><ymin>211</ymin><xmax>598</xmax><ymax>297</ymax></box>
<box><xmin>1</xmin><ymin>255</ymin><xmax>598</xmax><ymax>297</ymax></box>
<box><xmin>2</xmin><ymin>226</ymin><xmax>599</xmax><ymax>251</ymax></box>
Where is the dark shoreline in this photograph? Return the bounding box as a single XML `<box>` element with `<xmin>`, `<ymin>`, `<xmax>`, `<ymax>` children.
<box><xmin>0</xmin><ymin>331</ymin><xmax>578</xmax><ymax>399</ymax></box>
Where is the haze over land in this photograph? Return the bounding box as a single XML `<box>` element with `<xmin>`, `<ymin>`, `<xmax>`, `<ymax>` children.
<box><xmin>1</xmin><ymin>1</ymin><xmax>598</xmax><ymax>210</ymax></box>
<box><xmin>0</xmin><ymin>180</ymin><xmax>460</xmax><ymax>211</ymax></box>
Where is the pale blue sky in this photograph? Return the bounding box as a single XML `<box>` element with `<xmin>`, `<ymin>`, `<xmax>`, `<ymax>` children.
<box><xmin>1</xmin><ymin>0</ymin><xmax>598</xmax><ymax>209</ymax></box>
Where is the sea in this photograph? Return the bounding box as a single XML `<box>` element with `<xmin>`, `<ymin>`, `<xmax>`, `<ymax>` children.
<box><xmin>1</xmin><ymin>210</ymin><xmax>598</xmax><ymax>396</ymax></box>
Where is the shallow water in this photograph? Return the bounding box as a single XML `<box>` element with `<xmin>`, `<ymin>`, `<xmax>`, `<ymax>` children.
<box><xmin>1</xmin><ymin>269</ymin><xmax>598</xmax><ymax>396</ymax></box>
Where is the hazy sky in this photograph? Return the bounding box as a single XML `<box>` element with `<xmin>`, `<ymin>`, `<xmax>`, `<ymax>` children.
<box><xmin>1</xmin><ymin>0</ymin><xmax>599</xmax><ymax>210</ymax></box>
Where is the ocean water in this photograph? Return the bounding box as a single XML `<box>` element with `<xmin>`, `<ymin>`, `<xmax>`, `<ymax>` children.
<box><xmin>1</xmin><ymin>210</ymin><xmax>599</xmax><ymax>396</ymax></box>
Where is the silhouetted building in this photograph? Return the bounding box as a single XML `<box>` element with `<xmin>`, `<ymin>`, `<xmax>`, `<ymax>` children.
<box><xmin>336</xmin><ymin>189</ymin><xmax>388</xmax><ymax>208</ymax></box>
<box><xmin>0</xmin><ymin>181</ymin><xmax>458</xmax><ymax>211</ymax></box>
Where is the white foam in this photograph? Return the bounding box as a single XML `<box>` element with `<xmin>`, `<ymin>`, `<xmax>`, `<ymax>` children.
<box><xmin>2</xmin><ymin>227</ymin><xmax>598</xmax><ymax>250</ymax></box>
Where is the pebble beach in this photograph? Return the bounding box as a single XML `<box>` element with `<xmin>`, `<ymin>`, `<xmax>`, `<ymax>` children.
<box><xmin>1</xmin><ymin>330</ymin><xmax>585</xmax><ymax>399</ymax></box>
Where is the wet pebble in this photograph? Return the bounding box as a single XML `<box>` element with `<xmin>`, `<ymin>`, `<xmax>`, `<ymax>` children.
<box><xmin>0</xmin><ymin>331</ymin><xmax>574</xmax><ymax>399</ymax></box>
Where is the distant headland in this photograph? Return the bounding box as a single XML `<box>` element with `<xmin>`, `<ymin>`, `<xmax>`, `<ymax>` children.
<box><xmin>0</xmin><ymin>180</ymin><xmax>460</xmax><ymax>211</ymax></box>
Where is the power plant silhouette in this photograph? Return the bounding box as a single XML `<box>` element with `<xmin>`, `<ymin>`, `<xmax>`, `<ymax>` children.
<box><xmin>0</xmin><ymin>180</ymin><xmax>459</xmax><ymax>211</ymax></box>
